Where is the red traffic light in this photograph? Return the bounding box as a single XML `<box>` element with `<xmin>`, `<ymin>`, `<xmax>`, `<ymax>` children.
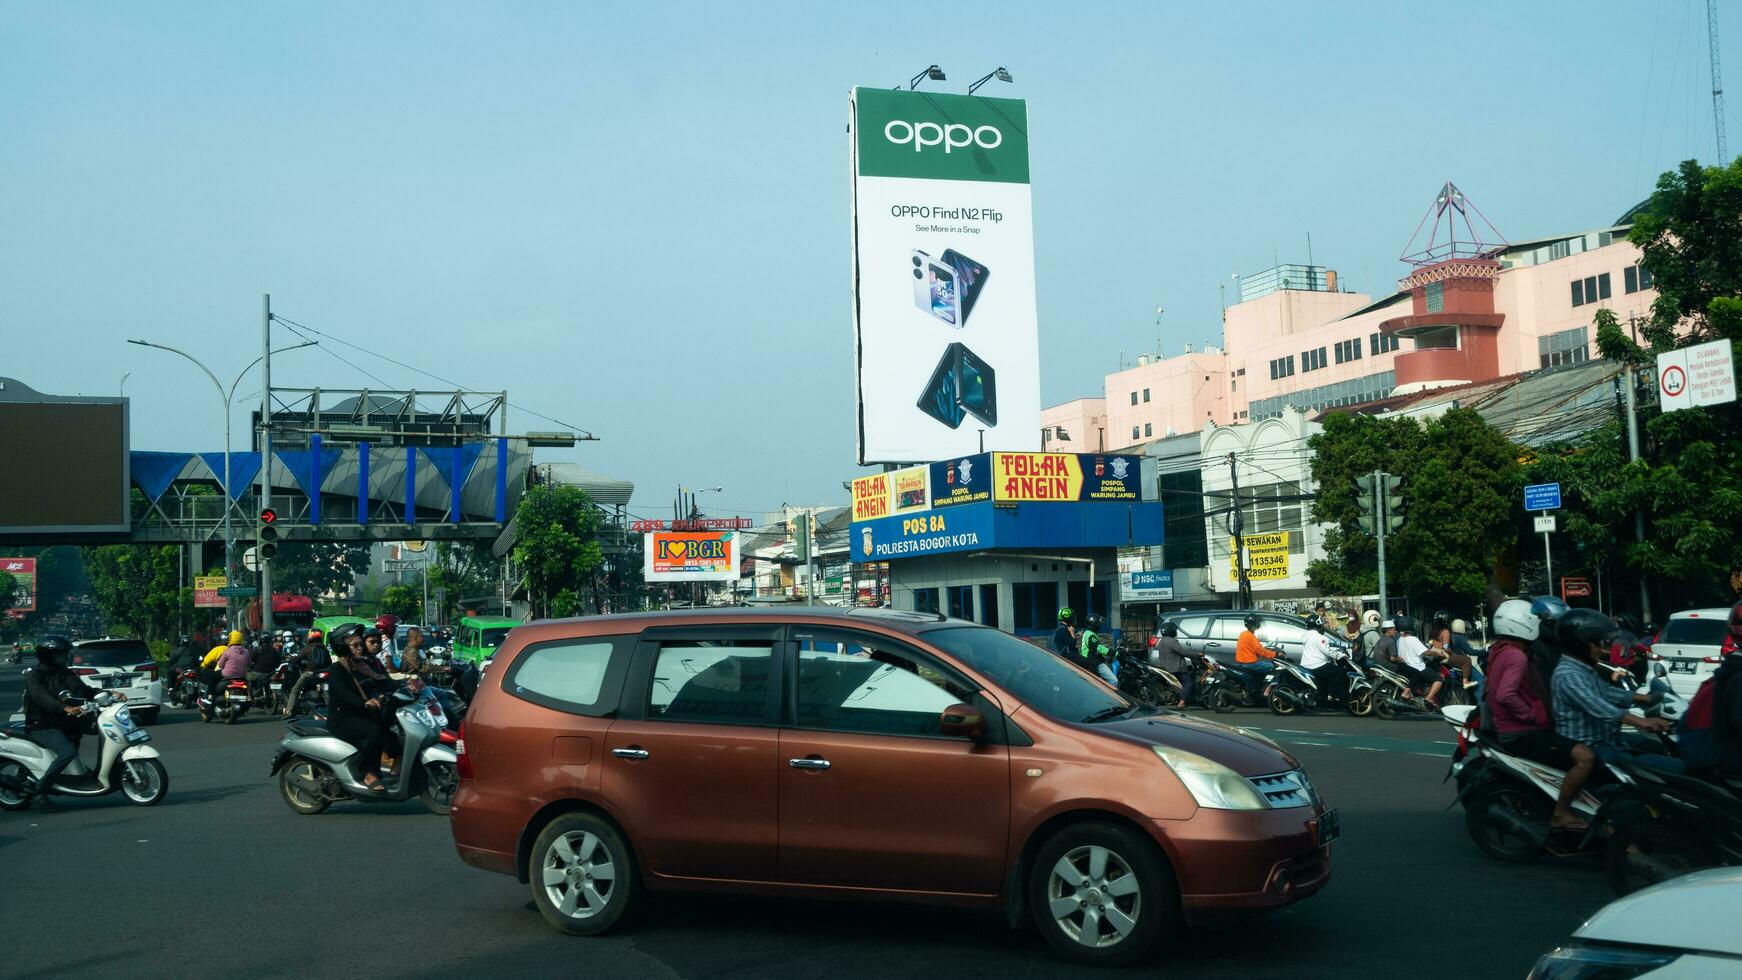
<box><xmin>259</xmin><ymin>508</ymin><xmax>278</xmax><ymax>525</ymax></box>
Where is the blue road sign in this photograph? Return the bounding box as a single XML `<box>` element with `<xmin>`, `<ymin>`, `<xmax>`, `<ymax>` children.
<box><xmin>1523</xmin><ymin>482</ymin><xmax>1562</xmax><ymax>511</ymax></box>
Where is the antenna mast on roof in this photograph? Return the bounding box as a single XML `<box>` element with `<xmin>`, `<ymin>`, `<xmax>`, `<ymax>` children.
<box><xmin>1398</xmin><ymin>181</ymin><xmax>1508</xmax><ymax>268</ymax></box>
<box><xmin>1711</xmin><ymin>0</ymin><xmax>1728</xmax><ymax>162</ymax></box>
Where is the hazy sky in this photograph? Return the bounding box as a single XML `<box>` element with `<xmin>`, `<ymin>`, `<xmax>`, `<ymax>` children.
<box><xmin>2</xmin><ymin>1</ymin><xmax>1732</xmax><ymax>521</ymax></box>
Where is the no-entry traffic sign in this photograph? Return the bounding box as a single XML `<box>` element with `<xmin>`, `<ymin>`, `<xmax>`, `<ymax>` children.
<box><xmin>1658</xmin><ymin>338</ymin><xmax>1736</xmax><ymax>413</ymax></box>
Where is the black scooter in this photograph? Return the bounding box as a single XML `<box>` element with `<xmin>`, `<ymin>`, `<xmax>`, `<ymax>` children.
<box><xmin>1201</xmin><ymin>658</ymin><xmax>1273</xmax><ymax>713</ymax></box>
<box><xmin>1596</xmin><ymin>759</ymin><xmax>1742</xmax><ymax>895</ymax></box>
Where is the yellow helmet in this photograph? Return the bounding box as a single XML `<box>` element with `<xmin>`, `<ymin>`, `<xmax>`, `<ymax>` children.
<box><xmin>228</xmin><ymin>630</ymin><xmax>244</xmax><ymax>645</ymax></box>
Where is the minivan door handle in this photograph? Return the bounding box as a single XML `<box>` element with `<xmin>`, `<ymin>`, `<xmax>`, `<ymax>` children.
<box><xmin>788</xmin><ymin>757</ymin><xmax>831</xmax><ymax>770</ymax></box>
<box><xmin>612</xmin><ymin>747</ymin><xmax>650</xmax><ymax>760</ymax></box>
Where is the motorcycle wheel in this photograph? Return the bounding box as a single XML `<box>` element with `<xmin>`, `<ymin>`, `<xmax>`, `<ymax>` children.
<box><xmin>1464</xmin><ymin>783</ymin><xmax>1547</xmax><ymax>863</ymax></box>
<box><xmin>1374</xmin><ymin>685</ymin><xmax>1399</xmax><ymax>720</ymax></box>
<box><xmin>420</xmin><ymin>761</ymin><xmax>458</xmax><ymax>815</ymax></box>
<box><xmin>1440</xmin><ymin>683</ymin><xmax>1469</xmax><ymax>707</ymax></box>
<box><xmin>0</xmin><ymin>760</ymin><xmax>34</xmax><ymax>811</ymax></box>
<box><xmin>1348</xmin><ymin>688</ymin><xmax>1375</xmax><ymax>717</ymax></box>
<box><xmin>279</xmin><ymin>760</ymin><xmax>332</xmax><ymax>815</ymax></box>
<box><xmin>224</xmin><ymin>710</ymin><xmax>239</xmax><ymax>726</ymax></box>
<box><xmin>1209</xmin><ymin>687</ymin><xmax>1239</xmax><ymax>714</ymax></box>
<box><xmin>1267</xmin><ymin>693</ymin><xmax>1298</xmax><ymax>716</ymax></box>
<box><xmin>1604</xmin><ymin>820</ymin><xmax>1716</xmax><ymax>896</ymax></box>
<box><xmin>121</xmin><ymin>758</ymin><xmax>169</xmax><ymax>806</ymax></box>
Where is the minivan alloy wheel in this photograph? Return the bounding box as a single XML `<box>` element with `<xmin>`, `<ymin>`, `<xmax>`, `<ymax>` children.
<box><xmin>1047</xmin><ymin>845</ymin><xmax>1142</xmax><ymax>948</ymax></box>
<box><xmin>542</xmin><ymin>830</ymin><xmax>618</xmax><ymax>919</ymax></box>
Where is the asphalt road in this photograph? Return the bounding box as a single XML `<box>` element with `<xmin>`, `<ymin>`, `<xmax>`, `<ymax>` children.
<box><xmin>0</xmin><ymin>660</ymin><xmax>1599</xmax><ymax>979</ymax></box>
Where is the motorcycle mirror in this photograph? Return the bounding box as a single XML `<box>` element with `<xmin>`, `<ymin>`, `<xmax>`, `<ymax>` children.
<box><xmin>57</xmin><ymin>690</ymin><xmax>73</xmax><ymax>701</ymax></box>
<box><xmin>1652</xmin><ymin>663</ymin><xmax>1667</xmax><ymax>678</ymax></box>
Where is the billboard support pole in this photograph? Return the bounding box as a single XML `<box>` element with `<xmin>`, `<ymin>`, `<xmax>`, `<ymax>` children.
<box><xmin>259</xmin><ymin>293</ymin><xmax>274</xmax><ymax>634</ymax></box>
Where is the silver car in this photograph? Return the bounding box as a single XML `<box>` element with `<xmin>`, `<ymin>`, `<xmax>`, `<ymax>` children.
<box><xmin>1161</xmin><ymin>610</ymin><xmax>1351</xmax><ymax>664</ymax></box>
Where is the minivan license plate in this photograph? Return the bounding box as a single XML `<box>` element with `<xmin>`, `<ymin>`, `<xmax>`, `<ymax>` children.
<box><xmin>1316</xmin><ymin>809</ymin><xmax>1341</xmax><ymax>846</ymax></box>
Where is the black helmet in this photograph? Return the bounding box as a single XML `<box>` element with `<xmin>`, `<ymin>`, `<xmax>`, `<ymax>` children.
<box><xmin>177</xmin><ymin>634</ymin><xmax>190</xmax><ymax>646</ymax></box>
<box><xmin>35</xmin><ymin>635</ymin><xmax>70</xmax><ymax>666</ymax></box>
<box><xmin>328</xmin><ymin>623</ymin><xmax>366</xmax><ymax>656</ymax></box>
<box><xmin>1556</xmin><ymin>608</ymin><xmax>1620</xmax><ymax>657</ymax></box>
<box><xmin>1304</xmin><ymin>614</ymin><xmax>1326</xmax><ymax>633</ymax></box>
<box><xmin>1243</xmin><ymin>614</ymin><xmax>1262</xmax><ymax>631</ymax></box>
<box><xmin>1160</xmin><ymin>621</ymin><xmax>1179</xmax><ymax>638</ymax></box>
<box><xmin>1615</xmin><ymin>612</ymin><xmax>1643</xmax><ymax>634</ymax></box>
<box><xmin>1084</xmin><ymin>614</ymin><xmax>1104</xmax><ymax>631</ymax></box>
<box><xmin>1530</xmin><ymin>595</ymin><xmax>1570</xmax><ymax>622</ymax></box>
<box><xmin>1394</xmin><ymin>616</ymin><xmax>1417</xmax><ymax>634</ymax></box>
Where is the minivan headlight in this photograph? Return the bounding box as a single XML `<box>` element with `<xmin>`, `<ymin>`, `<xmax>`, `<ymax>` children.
<box><xmin>1152</xmin><ymin>745</ymin><xmax>1269</xmax><ymax>810</ymax></box>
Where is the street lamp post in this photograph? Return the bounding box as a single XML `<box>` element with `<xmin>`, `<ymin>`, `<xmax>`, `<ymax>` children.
<box><xmin>128</xmin><ymin>338</ymin><xmax>316</xmax><ymax>628</ymax></box>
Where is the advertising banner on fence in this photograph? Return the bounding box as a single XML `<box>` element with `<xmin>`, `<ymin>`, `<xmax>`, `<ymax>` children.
<box><xmin>645</xmin><ymin>531</ymin><xmax>739</xmax><ymax>582</ymax></box>
<box><xmin>850</xmin><ymin>87</ymin><xmax>1041</xmax><ymax>464</ymax></box>
<box><xmin>1</xmin><ymin>557</ymin><xmax>37</xmax><ymax>615</ymax></box>
<box><xmin>193</xmin><ymin>575</ymin><xmax>226</xmax><ymax>609</ymax></box>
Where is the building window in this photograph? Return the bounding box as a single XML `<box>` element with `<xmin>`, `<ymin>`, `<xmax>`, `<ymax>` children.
<box><xmin>1131</xmin><ymin>425</ymin><xmax>1140</xmax><ymax>441</ymax></box>
<box><xmin>1624</xmin><ymin>266</ymin><xmax>1637</xmax><ymax>294</ymax></box>
<box><xmin>946</xmin><ymin>585</ymin><xmax>973</xmax><ymax>620</ymax></box>
<box><xmin>1335</xmin><ymin>338</ymin><xmax>1362</xmax><ymax>364</ymax></box>
<box><xmin>1142</xmin><ymin>388</ymin><xmax>1151</xmax><ymax>403</ymax></box>
<box><xmin>1571</xmin><ymin>279</ymin><xmax>1585</xmax><ymax>306</ymax></box>
<box><xmin>1639</xmin><ymin>264</ymin><xmax>1654</xmax><ymax>289</ymax></box>
<box><xmin>1287</xmin><ymin>354</ymin><xmax>1295</xmax><ymax>376</ymax></box>
<box><xmin>1368</xmin><ymin>332</ymin><xmax>1398</xmax><ymax>356</ymax></box>
<box><xmin>1130</xmin><ymin>391</ymin><xmax>1138</xmax><ymax>406</ymax></box>
<box><xmin>1144</xmin><ymin>422</ymin><xmax>1153</xmax><ymax>437</ymax></box>
<box><xmin>1538</xmin><ymin>327</ymin><xmax>1590</xmax><ymax>369</ymax></box>
<box><xmin>1584</xmin><ymin>276</ymin><xmax>1597</xmax><ymax>305</ymax></box>
<box><xmin>912</xmin><ymin>588</ymin><xmax>940</xmax><ymax>615</ymax></box>
<box><xmin>1425</xmin><ymin>281</ymin><xmax>1444</xmax><ymax>313</ymax></box>
<box><xmin>1011</xmin><ymin>582</ymin><xmax>1059</xmax><ymax>633</ymax></box>
<box><xmin>1598</xmin><ymin>272</ymin><xmax>1611</xmax><ymax>300</ymax></box>
<box><xmin>978</xmin><ymin>584</ymin><xmax>999</xmax><ymax>627</ymax></box>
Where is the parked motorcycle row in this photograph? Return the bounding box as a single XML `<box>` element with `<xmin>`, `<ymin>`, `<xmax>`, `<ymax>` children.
<box><xmin>1448</xmin><ymin>668</ymin><xmax>1742</xmax><ymax>896</ymax></box>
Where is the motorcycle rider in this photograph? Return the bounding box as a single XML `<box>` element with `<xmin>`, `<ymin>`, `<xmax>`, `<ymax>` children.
<box><xmin>247</xmin><ymin>634</ymin><xmax>281</xmax><ymax>702</ymax></box>
<box><xmin>323</xmin><ymin>624</ymin><xmax>388</xmax><ymax>793</ymax></box>
<box><xmin>1079</xmin><ymin>615</ymin><xmax>1117</xmax><ymax>686</ymax></box>
<box><xmin>1150</xmin><ymin>622</ymin><xmax>1192</xmax><ymax>704</ymax></box>
<box><xmin>1391</xmin><ymin>617</ymin><xmax>1443</xmax><ymax>706</ymax></box>
<box><xmin>281</xmin><ymin>628</ymin><xmax>329</xmax><ymax>715</ymax></box>
<box><xmin>214</xmin><ymin>637</ymin><xmax>251</xmax><ymax>702</ymax></box>
<box><xmin>165</xmin><ymin>634</ymin><xmax>198</xmax><ymax>679</ymax></box>
<box><xmin>1681</xmin><ymin>600</ymin><xmax>1742</xmax><ymax>783</ymax></box>
<box><xmin>1483</xmin><ymin>599</ymin><xmax>1594</xmax><ymax>832</ymax></box>
<box><xmin>200</xmin><ymin>630</ymin><xmax>244</xmax><ymax>700</ymax></box>
<box><xmin>1235</xmin><ymin>614</ymin><xmax>1279</xmax><ymax>699</ymax></box>
<box><xmin>21</xmin><ymin>636</ymin><xmax>118</xmax><ymax>800</ymax></box>
<box><xmin>1550</xmin><ymin>608</ymin><xmax>1680</xmax><ymax>774</ymax></box>
<box><xmin>1356</xmin><ymin>610</ymin><xmax>1382</xmax><ymax>666</ymax></box>
<box><xmin>1301</xmin><ymin>615</ymin><xmax>1348</xmax><ymax>704</ymax></box>
<box><xmin>1051</xmin><ymin>607</ymin><xmax>1078</xmax><ymax>660</ymax></box>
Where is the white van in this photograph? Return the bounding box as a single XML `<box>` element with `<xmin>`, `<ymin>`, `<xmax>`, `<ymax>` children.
<box><xmin>1652</xmin><ymin>608</ymin><xmax>1732</xmax><ymax>697</ymax></box>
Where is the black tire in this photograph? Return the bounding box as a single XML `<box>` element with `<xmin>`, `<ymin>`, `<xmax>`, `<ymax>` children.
<box><xmin>1028</xmin><ymin>821</ymin><xmax>1176</xmax><ymax>967</ymax></box>
<box><xmin>278</xmin><ymin>759</ymin><xmax>332</xmax><ymax>815</ymax></box>
<box><xmin>1604</xmin><ymin>819</ymin><xmax>1716</xmax><ymax>896</ymax></box>
<box><xmin>1374</xmin><ymin>683</ymin><xmax>1398</xmax><ymax>720</ymax></box>
<box><xmin>1208</xmin><ymin>687</ymin><xmax>1238</xmax><ymax>714</ymax></box>
<box><xmin>420</xmin><ymin>761</ymin><xmax>458</xmax><ymax>815</ymax></box>
<box><xmin>1464</xmin><ymin>782</ymin><xmax>1547</xmax><ymax>863</ymax></box>
<box><xmin>0</xmin><ymin>760</ymin><xmax>34</xmax><ymax>811</ymax></box>
<box><xmin>530</xmin><ymin>812</ymin><xmax>639</xmax><ymax>935</ymax></box>
<box><xmin>120</xmin><ymin>758</ymin><xmax>169</xmax><ymax>805</ymax></box>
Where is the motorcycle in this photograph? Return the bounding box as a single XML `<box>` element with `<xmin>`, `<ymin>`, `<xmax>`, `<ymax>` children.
<box><xmin>1116</xmin><ymin>650</ymin><xmax>1183</xmax><ymax>706</ymax></box>
<box><xmin>1443</xmin><ymin>704</ymin><xmax>1606</xmax><ymax>862</ymax></box>
<box><xmin>198</xmin><ymin>678</ymin><xmax>251</xmax><ymax>724</ymax></box>
<box><xmin>282</xmin><ymin>664</ymin><xmax>330</xmax><ymax>716</ymax></box>
<box><xmin>1266</xmin><ymin>652</ymin><xmax>1375</xmax><ymax>717</ymax></box>
<box><xmin>1597</xmin><ymin>757</ymin><xmax>1742</xmax><ymax>895</ymax></box>
<box><xmin>1200</xmin><ymin>658</ymin><xmax>1273</xmax><ymax>714</ymax></box>
<box><xmin>169</xmin><ymin>668</ymin><xmax>202</xmax><ymax>708</ymax></box>
<box><xmin>421</xmin><ymin>645</ymin><xmax>456</xmax><ymax>688</ymax></box>
<box><xmin>0</xmin><ymin>691</ymin><xmax>170</xmax><ymax>810</ymax></box>
<box><xmin>271</xmin><ymin>683</ymin><xmax>459</xmax><ymax>815</ymax></box>
<box><xmin>1368</xmin><ymin>661</ymin><xmax>1457</xmax><ymax>719</ymax></box>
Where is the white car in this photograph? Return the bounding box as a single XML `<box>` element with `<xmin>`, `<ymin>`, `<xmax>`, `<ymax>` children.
<box><xmin>1651</xmin><ymin>608</ymin><xmax>1731</xmax><ymax>698</ymax></box>
<box><xmin>1530</xmin><ymin>867</ymin><xmax>1742</xmax><ymax>977</ymax></box>
<box><xmin>67</xmin><ymin>638</ymin><xmax>166</xmax><ymax>725</ymax></box>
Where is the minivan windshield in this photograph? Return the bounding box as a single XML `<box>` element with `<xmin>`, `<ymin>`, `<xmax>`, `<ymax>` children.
<box><xmin>924</xmin><ymin>626</ymin><xmax>1136</xmax><ymax>723</ymax></box>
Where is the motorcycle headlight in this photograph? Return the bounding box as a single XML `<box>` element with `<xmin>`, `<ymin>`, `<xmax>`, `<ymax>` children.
<box><xmin>1152</xmin><ymin>745</ymin><xmax>1270</xmax><ymax>810</ymax></box>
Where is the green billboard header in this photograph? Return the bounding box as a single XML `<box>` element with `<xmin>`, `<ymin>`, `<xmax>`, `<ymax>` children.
<box><xmin>852</xmin><ymin>87</ymin><xmax>1030</xmax><ymax>184</ymax></box>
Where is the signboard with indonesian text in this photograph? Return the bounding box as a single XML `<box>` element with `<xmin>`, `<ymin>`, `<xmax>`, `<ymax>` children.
<box><xmin>644</xmin><ymin>530</ymin><xmax>739</xmax><ymax>582</ymax></box>
<box><xmin>1</xmin><ymin>557</ymin><xmax>37</xmax><ymax>615</ymax></box>
<box><xmin>1657</xmin><ymin>338</ymin><xmax>1736</xmax><ymax>414</ymax></box>
<box><xmin>851</xmin><ymin>466</ymin><xmax>931</xmax><ymax>522</ymax></box>
<box><xmin>1229</xmin><ymin>532</ymin><xmax>1290</xmax><ymax>581</ymax></box>
<box><xmin>194</xmin><ymin>575</ymin><xmax>227</xmax><ymax>608</ymax></box>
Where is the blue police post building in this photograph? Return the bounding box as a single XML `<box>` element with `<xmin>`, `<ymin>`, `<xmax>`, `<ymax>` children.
<box><xmin>850</xmin><ymin>451</ymin><xmax>1165</xmax><ymax>640</ymax></box>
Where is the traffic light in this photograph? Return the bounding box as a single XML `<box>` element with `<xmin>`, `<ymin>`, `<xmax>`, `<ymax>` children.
<box><xmin>1354</xmin><ymin>476</ymin><xmax>1378</xmax><ymax>534</ymax></box>
<box><xmin>257</xmin><ymin>507</ymin><xmax>279</xmax><ymax>561</ymax></box>
<box><xmin>1382</xmin><ymin>475</ymin><xmax>1405</xmax><ymax>533</ymax></box>
<box><xmin>790</xmin><ymin>515</ymin><xmax>810</xmax><ymax>562</ymax></box>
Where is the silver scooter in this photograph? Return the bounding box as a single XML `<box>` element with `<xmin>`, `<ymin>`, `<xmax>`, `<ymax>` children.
<box><xmin>0</xmin><ymin>691</ymin><xmax>169</xmax><ymax>810</ymax></box>
<box><xmin>270</xmin><ymin>685</ymin><xmax>458</xmax><ymax>815</ymax></box>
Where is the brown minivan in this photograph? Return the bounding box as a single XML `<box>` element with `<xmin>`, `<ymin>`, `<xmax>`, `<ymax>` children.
<box><xmin>449</xmin><ymin>608</ymin><xmax>1334</xmax><ymax>966</ymax></box>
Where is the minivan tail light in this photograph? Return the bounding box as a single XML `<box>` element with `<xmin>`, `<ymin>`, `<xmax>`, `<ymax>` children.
<box><xmin>71</xmin><ymin>667</ymin><xmax>98</xmax><ymax>676</ymax></box>
<box><xmin>1703</xmin><ymin>656</ymin><xmax>1722</xmax><ymax>664</ymax></box>
<box><xmin>455</xmin><ymin>720</ymin><xmax>473</xmax><ymax>779</ymax></box>
<box><xmin>134</xmin><ymin>662</ymin><xmax>158</xmax><ymax>681</ymax></box>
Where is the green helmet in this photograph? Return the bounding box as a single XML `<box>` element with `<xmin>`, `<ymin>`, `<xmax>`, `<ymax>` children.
<box><xmin>1058</xmin><ymin>607</ymin><xmax>1074</xmax><ymax>625</ymax></box>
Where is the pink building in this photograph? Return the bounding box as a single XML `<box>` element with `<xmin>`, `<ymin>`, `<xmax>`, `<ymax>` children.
<box><xmin>1055</xmin><ymin>185</ymin><xmax>1658</xmax><ymax>448</ymax></box>
<box><xmin>1040</xmin><ymin>397</ymin><xmax>1108</xmax><ymax>452</ymax></box>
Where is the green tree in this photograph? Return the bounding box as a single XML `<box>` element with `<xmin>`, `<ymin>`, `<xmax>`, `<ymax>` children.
<box><xmin>1626</xmin><ymin>158</ymin><xmax>1742</xmax><ymax>351</ymax></box>
<box><xmin>83</xmin><ymin>545</ymin><xmax>193</xmax><ymax>642</ymax></box>
<box><xmin>427</xmin><ymin>540</ymin><xmax>498</xmax><ymax>622</ymax></box>
<box><xmin>511</xmin><ymin>484</ymin><xmax>605</xmax><ymax>619</ymax></box>
<box><xmin>379</xmin><ymin>583</ymin><xmax>422</xmax><ymax>621</ymax></box>
<box><xmin>0</xmin><ymin>571</ymin><xmax>16</xmax><ymax>614</ymax></box>
<box><xmin>266</xmin><ymin>541</ymin><xmax>374</xmax><ymax>600</ymax></box>
<box><xmin>1307</xmin><ymin>408</ymin><xmax>1519</xmax><ymax>610</ymax></box>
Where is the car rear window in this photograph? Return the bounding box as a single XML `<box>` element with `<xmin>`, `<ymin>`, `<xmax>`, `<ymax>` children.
<box><xmin>71</xmin><ymin>642</ymin><xmax>151</xmax><ymax>667</ymax></box>
<box><xmin>1659</xmin><ymin>617</ymin><xmax>1730</xmax><ymax>647</ymax></box>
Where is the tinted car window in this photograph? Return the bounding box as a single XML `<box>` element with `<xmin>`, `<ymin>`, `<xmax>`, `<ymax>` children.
<box><xmin>1174</xmin><ymin>616</ymin><xmax>1212</xmax><ymax>637</ymax></box>
<box><xmin>504</xmin><ymin>637</ymin><xmax>630</xmax><ymax>716</ymax></box>
<box><xmin>648</xmin><ymin>641</ymin><xmax>773</xmax><ymax>725</ymax></box>
<box><xmin>1659</xmin><ymin>618</ymin><xmax>1729</xmax><ymax>646</ymax></box>
<box><xmin>71</xmin><ymin>642</ymin><xmax>150</xmax><ymax>667</ymax></box>
<box><xmin>923</xmin><ymin>626</ymin><xmax>1132</xmax><ymax>723</ymax></box>
<box><xmin>794</xmin><ymin>631</ymin><xmax>975</xmax><ymax>738</ymax></box>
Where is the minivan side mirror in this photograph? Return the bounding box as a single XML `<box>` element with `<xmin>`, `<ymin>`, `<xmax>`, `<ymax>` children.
<box><xmin>940</xmin><ymin>703</ymin><xmax>986</xmax><ymax>738</ymax></box>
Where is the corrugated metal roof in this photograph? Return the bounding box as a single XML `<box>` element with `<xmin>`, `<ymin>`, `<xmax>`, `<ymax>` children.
<box><xmin>537</xmin><ymin>463</ymin><xmax>634</xmax><ymax>507</ymax></box>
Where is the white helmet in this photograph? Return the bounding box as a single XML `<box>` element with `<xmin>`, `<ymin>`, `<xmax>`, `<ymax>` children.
<box><xmin>1362</xmin><ymin>610</ymin><xmax>1381</xmax><ymax>628</ymax></box>
<box><xmin>1451</xmin><ymin>618</ymin><xmax>1468</xmax><ymax>635</ymax></box>
<box><xmin>1491</xmin><ymin>599</ymin><xmax>1539</xmax><ymax>642</ymax></box>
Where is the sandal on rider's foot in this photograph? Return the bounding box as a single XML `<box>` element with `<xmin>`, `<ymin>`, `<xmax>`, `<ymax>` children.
<box><xmin>1550</xmin><ymin>816</ymin><xmax>1589</xmax><ymax>833</ymax></box>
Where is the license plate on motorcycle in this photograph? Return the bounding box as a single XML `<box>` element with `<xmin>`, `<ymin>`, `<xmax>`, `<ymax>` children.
<box><xmin>126</xmin><ymin>729</ymin><xmax>150</xmax><ymax>744</ymax></box>
<box><xmin>1315</xmin><ymin>808</ymin><xmax>1341</xmax><ymax>846</ymax></box>
<box><xmin>271</xmin><ymin>683</ymin><xmax>284</xmax><ymax>691</ymax></box>
<box><xmin>1669</xmin><ymin>659</ymin><xmax>1698</xmax><ymax>674</ymax></box>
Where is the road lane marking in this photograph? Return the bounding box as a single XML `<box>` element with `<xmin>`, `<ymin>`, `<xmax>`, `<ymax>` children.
<box><xmin>1414</xmin><ymin>752</ymin><xmax>1444</xmax><ymax>758</ymax></box>
<box><xmin>1347</xmin><ymin>746</ymin><xmax>1382</xmax><ymax>751</ymax></box>
<box><xmin>1290</xmin><ymin>741</ymin><xmax>1331</xmax><ymax>746</ymax></box>
<box><xmin>1274</xmin><ymin>729</ymin><xmax>1311</xmax><ymax>733</ymax></box>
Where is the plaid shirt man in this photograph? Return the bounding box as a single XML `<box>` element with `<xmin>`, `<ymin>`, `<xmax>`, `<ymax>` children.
<box><xmin>1551</xmin><ymin>655</ymin><xmax>1632</xmax><ymax>747</ymax></box>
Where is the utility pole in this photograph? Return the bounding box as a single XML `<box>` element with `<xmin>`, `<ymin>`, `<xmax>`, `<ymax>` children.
<box><xmin>1227</xmin><ymin>453</ymin><xmax>1252</xmax><ymax>608</ymax></box>
<box><xmin>259</xmin><ymin>293</ymin><xmax>274</xmax><ymax>634</ymax></box>
<box><xmin>1622</xmin><ymin>363</ymin><xmax>1653</xmax><ymax>622</ymax></box>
